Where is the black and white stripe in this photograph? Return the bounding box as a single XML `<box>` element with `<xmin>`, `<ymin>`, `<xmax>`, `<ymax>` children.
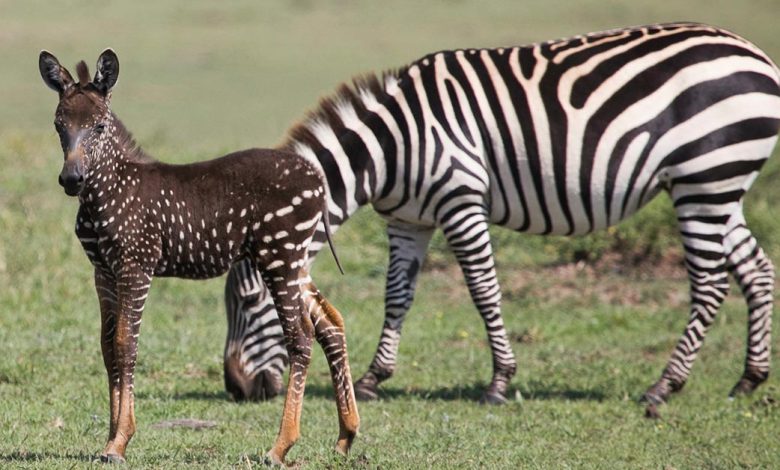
<box><xmin>224</xmin><ymin>23</ymin><xmax>779</xmax><ymax>406</ymax></box>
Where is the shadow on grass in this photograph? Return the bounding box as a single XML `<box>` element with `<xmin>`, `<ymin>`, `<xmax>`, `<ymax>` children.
<box><xmin>135</xmin><ymin>389</ymin><xmax>232</xmax><ymax>401</ymax></box>
<box><xmin>135</xmin><ymin>382</ymin><xmax>607</xmax><ymax>404</ymax></box>
<box><xmin>302</xmin><ymin>382</ymin><xmax>607</xmax><ymax>403</ymax></box>
<box><xmin>0</xmin><ymin>451</ymin><xmax>96</xmax><ymax>463</ymax></box>
<box><xmin>521</xmin><ymin>387</ymin><xmax>607</xmax><ymax>401</ymax></box>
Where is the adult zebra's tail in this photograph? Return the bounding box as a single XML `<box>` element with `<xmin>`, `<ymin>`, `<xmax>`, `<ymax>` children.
<box><xmin>323</xmin><ymin>203</ymin><xmax>344</xmax><ymax>275</ymax></box>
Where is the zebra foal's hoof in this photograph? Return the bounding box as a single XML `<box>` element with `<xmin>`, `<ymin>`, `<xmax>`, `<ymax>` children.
<box><xmin>263</xmin><ymin>451</ymin><xmax>285</xmax><ymax>467</ymax></box>
<box><xmin>99</xmin><ymin>453</ymin><xmax>126</xmax><ymax>464</ymax></box>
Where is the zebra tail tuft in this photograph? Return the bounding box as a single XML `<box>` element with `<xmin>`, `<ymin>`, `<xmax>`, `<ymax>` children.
<box><xmin>323</xmin><ymin>207</ymin><xmax>344</xmax><ymax>275</ymax></box>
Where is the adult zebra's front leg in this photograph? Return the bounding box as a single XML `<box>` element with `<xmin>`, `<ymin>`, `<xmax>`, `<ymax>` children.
<box><xmin>354</xmin><ymin>222</ymin><xmax>434</xmax><ymax>401</ymax></box>
<box><xmin>442</xmin><ymin>209</ymin><xmax>516</xmax><ymax>404</ymax></box>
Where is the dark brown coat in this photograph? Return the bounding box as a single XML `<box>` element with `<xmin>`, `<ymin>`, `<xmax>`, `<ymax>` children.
<box><xmin>39</xmin><ymin>49</ymin><xmax>357</xmax><ymax>465</ymax></box>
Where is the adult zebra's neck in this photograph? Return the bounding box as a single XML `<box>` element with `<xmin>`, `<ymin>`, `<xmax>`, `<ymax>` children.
<box><xmin>281</xmin><ymin>73</ymin><xmax>410</xmax><ymax>229</ymax></box>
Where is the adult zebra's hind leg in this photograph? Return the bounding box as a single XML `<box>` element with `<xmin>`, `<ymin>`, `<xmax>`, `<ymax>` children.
<box><xmin>443</xmin><ymin>210</ymin><xmax>516</xmax><ymax>404</ymax></box>
<box><xmin>722</xmin><ymin>215</ymin><xmax>774</xmax><ymax>396</ymax></box>
<box><xmin>354</xmin><ymin>223</ymin><xmax>434</xmax><ymax>401</ymax></box>
<box><xmin>642</xmin><ymin>210</ymin><xmax>731</xmax><ymax>417</ymax></box>
<box><xmin>223</xmin><ymin>260</ymin><xmax>287</xmax><ymax>401</ymax></box>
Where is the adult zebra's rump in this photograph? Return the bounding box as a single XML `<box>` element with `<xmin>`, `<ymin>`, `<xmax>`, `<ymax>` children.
<box><xmin>224</xmin><ymin>23</ymin><xmax>780</xmax><ymax>412</ymax></box>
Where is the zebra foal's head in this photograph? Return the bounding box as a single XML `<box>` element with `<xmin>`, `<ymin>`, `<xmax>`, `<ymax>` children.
<box><xmin>39</xmin><ymin>49</ymin><xmax>119</xmax><ymax>197</ymax></box>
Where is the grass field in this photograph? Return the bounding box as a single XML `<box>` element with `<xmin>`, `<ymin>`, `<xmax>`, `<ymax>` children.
<box><xmin>1</xmin><ymin>1</ymin><xmax>780</xmax><ymax>468</ymax></box>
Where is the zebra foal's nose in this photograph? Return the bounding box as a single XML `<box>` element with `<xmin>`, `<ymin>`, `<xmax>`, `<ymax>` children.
<box><xmin>59</xmin><ymin>165</ymin><xmax>84</xmax><ymax>196</ymax></box>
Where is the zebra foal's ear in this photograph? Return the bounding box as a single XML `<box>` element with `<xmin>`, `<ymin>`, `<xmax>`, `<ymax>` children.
<box><xmin>39</xmin><ymin>50</ymin><xmax>75</xmax><ymax>95</ymax></box>
<box><xmin>94</xmin><ymin>48</ymin><xmax>119</xmax><ymax>95</ymax></box>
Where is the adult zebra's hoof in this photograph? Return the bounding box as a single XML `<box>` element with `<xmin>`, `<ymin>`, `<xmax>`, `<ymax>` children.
<box><xmin>644</xmin><ymin>403</ymin><xmax>662</xmax><ymax>419</ymax></box>
<box><xmin>729</xmin><ymin>369</ymin><xmax>768</xmax><ymax>397</ymax></box>
<box><xmin>729</xmin><ymin>378</ymin><xmax>760</xmax><ymax>397</ymax></box>
<box><xmin>641</xmin><ymin>382</ymin><xmax>671</xmax><ymax>419</ymax></box>
<box><xmin>354</xmin><ymin>373</ymin><xmax>381</xmax><ymax>401</ymax></box>
<box><xmin>99</xmin><ymin>453</ymin><xmax>126</xmax><ymax>464</ymax></box>
<box><xmin>479</xmin><ymin>390</ymin><xmax>508</xmax><ymax>405</ymax></box>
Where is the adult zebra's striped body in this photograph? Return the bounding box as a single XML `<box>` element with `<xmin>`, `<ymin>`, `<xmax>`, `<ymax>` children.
<box><xmin>224</xmin><ymin>22</ymin><xmax>779</xmax><ymax>408</ymax></box>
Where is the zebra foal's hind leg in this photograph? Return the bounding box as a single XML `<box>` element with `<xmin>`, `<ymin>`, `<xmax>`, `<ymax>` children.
<box><xmin>303</xmin><ymin>281</ymin><xmax>359</xmax><ymax>455</ymax></box>
<box><xmin>722</xmin><ymin>214</ymin><xmax>774</xmax><ymax>396</ymax></box>
<box><xmin>354</xmin><ymin>223</ymin><xmax>434</xmax><ymax>401</ymax></box>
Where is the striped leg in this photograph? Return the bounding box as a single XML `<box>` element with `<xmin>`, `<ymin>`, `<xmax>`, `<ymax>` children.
<box><xmin>223</xmin><ymin>260</ymin><xmax>287</xmax><ymax>401</ymax></box>
<box><xmin>100</xmin><ymin>266</ymin><xmax>152</xmax><ymax>462</ymax></box>
<box><xmin>642</xmin><ymin>212</ymin><xmax>730</xmax><ymax>416</ymax></box>
<box><xmin>354</xmin><ymin>223</ymin><xmax>434</xmax><ymax>401</ymax></box>
<box><xmin>442</xmin><ymin>211</ymin><xmax>516</xmax><ymax>404</ymax></box>
<box><xmin>304</xmin><ymin>282</ymin><xmax>359</xmax><ymax>456</ymax></box>
<box><xmin>263</xmin><ymin>269</ymin><xmax>314</xmax><ymax>466</ymax></box>
<box><xmin>94</xmin><ymin>269</ymin><xmax>120</xmax><ymax>454</ymax></box>
<box><xmin>723</xmin><ymin>215</ymin><xmax>774</xmax><ymax>396</ymax></box>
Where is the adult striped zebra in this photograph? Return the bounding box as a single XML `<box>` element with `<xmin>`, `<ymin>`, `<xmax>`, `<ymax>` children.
<box><xmin>223</xmin><ymin>23</ymin><xmax>779</xmax><ymax>411</ymax></box>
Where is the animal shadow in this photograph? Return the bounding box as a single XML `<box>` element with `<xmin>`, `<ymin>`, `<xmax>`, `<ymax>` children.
<box><xmin>0</xmin><ymin>451</ymin><xmax>96</xmax><ymax>464</ymax></box>
<box><xmin>303</xmin><ymin>381</ymin><xmax>606</xmax><ymax>402</ymax></box>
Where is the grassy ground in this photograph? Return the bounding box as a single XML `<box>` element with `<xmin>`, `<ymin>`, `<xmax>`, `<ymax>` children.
<box><xmin>2</xmin><ymin>1</ymin><xmax>780</xmax><ymax>468</ymax></box>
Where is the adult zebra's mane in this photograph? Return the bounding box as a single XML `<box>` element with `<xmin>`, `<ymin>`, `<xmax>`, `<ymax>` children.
<box><xmin>281</xmin><ymin>66</ymin><xmax>409</xmax><ymax>151</ymax></box>
<box><xmin>279</xmin><ymin>22</ymin><xmax>740</xmax><ymax>155</ymax></box>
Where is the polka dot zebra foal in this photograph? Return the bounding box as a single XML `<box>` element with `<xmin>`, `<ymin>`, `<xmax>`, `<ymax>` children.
<box><xmin>39</xmin><ymin>49</ymin><xmax>358</xmax><ymax>466</ymax></box>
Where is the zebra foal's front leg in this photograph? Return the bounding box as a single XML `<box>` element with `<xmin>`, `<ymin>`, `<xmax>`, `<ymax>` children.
<box><xmin>94</xmin><ymin>269</ymin><xmax>121</xmax><ymax>456</ymax></box>
<box><xmin>99</xmin><ymin>265</ymin><xmax>152</xmax><ymax>463</ymax></box>
<box><xmin>263</xmin><ymin>270</ymin><xmax>315</xmax><ymax>466</ymax></box>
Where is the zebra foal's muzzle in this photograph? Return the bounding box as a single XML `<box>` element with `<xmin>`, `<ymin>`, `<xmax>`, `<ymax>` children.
<box><xmin>59</xmin><ymin>158</ymin><xmax>84</xmax><ymax>196</ymax></box>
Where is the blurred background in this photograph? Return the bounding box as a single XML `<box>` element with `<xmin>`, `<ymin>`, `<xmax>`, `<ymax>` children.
<box><xmin>3</xmin><ymin>0</ymin><xmax>780</xmax><ymax>152</ymax></box>
<box><xmin>2</xmin><ymin>2</ymin><xmax>780</xmax><ymax>467</ymax></box>
<box><xmin>5</xmin><ymin>0</ymin><xmax>780</xmax><ymax>266</ymax></box>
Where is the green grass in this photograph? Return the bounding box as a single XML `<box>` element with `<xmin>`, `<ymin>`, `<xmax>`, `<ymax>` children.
<box><xmin>1</xmin><ymin>1</ymin><xmax>780</xmax><ymax>468</ymax></box>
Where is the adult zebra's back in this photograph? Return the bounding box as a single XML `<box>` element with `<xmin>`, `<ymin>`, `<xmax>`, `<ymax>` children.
<box><xmin>224</xmin><ymin>23</ymin><xmax>780</xmax><ymax>412</ymax></box>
